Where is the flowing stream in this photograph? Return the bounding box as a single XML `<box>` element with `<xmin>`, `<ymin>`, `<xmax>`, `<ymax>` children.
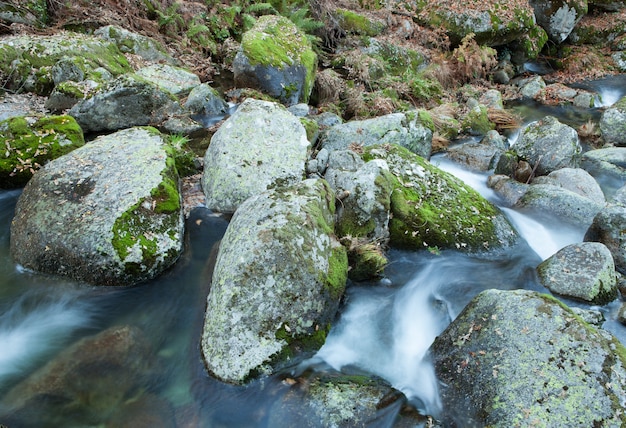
<box><xmin>1</xmin><ymin>77</ymin><xmax>626</xmax><ymax>426</ymax></box>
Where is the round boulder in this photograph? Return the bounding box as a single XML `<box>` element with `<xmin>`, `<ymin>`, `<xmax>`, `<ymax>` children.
<box><xmin>10</xmin><ymin>127</ymin><xmax>184</xmax><ymax>286</ymax></box>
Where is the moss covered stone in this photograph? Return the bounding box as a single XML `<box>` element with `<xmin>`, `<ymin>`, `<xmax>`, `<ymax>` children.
<box><xmin>363</xmin><ymin>144</ymin><xmax>518</xmax><ymax>252</ymax></box>
<box><xmin>0</xmin><ymin>115</ymin><xmax>85</xmax><ymax>188</ymax></box>
<box><xmin>335</xmin><ymin>9</ymin><xmax>384</xmax><ymax>36</ymax></box>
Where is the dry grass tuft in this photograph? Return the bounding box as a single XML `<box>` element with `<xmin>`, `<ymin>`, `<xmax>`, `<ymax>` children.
<box><xmin>578</xmin><ymin>120</ymin><xmax>604</xmax><ymax>148</ymax></box>
<box><xmin>487</xmin><ymin>108</ymin><xmax>521</xmax><ymax>131</ymax></box>
<box><xmin>315</xmin><ymin>68</ymin><xmax>346</xmax><ymax>104</ymax></box>
<box><xmin>431</xmin><ymin>132</ymin><xmax>450</xmax><ymax>153</ymax></box>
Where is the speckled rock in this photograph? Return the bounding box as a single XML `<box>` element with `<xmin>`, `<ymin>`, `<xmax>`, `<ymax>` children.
<box><xmin>69</xmin><ymin>74</ymin><xmax>181</xmax><ymax>133</ymax></box>
<box><xmin>515</xmin><ymin>183</ymin><xmax>604</xmax><ymax>227</ymax></box>
<box><xmin>518</xmin><ymin>75</ymin><xmax>546</xmax><ymax>98</ymax></box>
<box><xmin>446</xmin><ymin>139</ymin><xmax>504</xmax><ymax>172</ymax></box>
<box><xmin>320</xmin><ymin>113</ymin><xmax>433</xmax><ymax>159</ymax></box>
<box><xmin>233</xmin><ymin>15</ymin><xmax>317</xmax><ymax>105</ymax></box>
<box><xmin>201</xmin><ymin>179</ymin><xmax>348</xmax><ymax>384</ymax></box>
<box><xmin>184</xmin><ymin>83</ymin><xmax>229</xmax><ymax>117</ymax></box>
<box><xmin>431</xmin><ymin>289</ymin><xmax>626</xmax><ymax>427</ymax></box>
<box><xmin>600</xmin><ymin>96</ymin><xmax>626</xmax><ymax>146</ymax></box>
<box><xmin>530</xmin><ymin>0</ymin><xmax>588</xmax><ymax>43</ymax></box>
<box><xmin>135</xmin><ymin>64</ymin><xmax>200</xmax><ymax>96</ymax></box>
<box><xmin>10</xmin><ymin>127</ymin><xmax>184</xmax><ymax>286</ymax></box>
<box><xmin>514</xmin><ymin>116</ymin><xmax>581</xmax><ymax>176</ymax></box>
<box><xmin>537</xmin><ymin>242</ymin><xmax>617</xmax><ymax>304</ymax></box>
<box><xmin>585</xmin><ymin>203</ymin><xmax>626</xmax><ymax>275</ymax></box>
<box><xmin>364</xmin><ymin>144</ymin><xmax>519</xmax><ymax>252</ymax></box>
<box><xmin>202</xmin><ymin>98</ymin><xmax>309</xmax><ymax>214</ymax></box>
<box><xmin>531</xmin><ymin>167</ymin><xmax>605</xmax><ymax>205</ymax></box>
<box><xmin>487</xmin><ymin>174</ymin><xmax>530</xmax><ymax>206</ymax></box>
<box><xmin>582</xmin><ymin>147</ymin><xmax>626</xmax><ymax>198</ymax></box>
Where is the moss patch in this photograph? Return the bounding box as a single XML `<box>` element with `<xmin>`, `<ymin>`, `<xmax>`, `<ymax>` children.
<box><xmin>0</xmin><ymin>115</ymin><xmax>85</xmax><ymax>188</ymax></box>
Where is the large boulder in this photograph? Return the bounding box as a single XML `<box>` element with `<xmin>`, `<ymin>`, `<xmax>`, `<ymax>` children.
<box><xmin>202</xmin><ymin>98</ymin><xmax>309</xmax><ymax>213</ymax></box>
<box><xmin>320</xmin><ymin>112</ymin><xmax>433</xmax><ymax>159</ymax></box>
<box><xmin>582</xmin><ymin>147</ymin><xmax>626</xmax><ymax>198</ymax></box>
<box><xmin>94</xmin><ymin>25</ymin><xmax>175</xmax><ymax>64</ymax></box>
<box><xmin>585</xmin><ymin>203</ymin><xmax>626</xmax><ymax>275</ymax></box>
<box><xmin>69</xmin><ymin>74</ymin><xmax>181</xmax><ymax>133</ymax></box>
<box><xmin>201</xmin><ymin>179</ymin><xmax>348</xmax><ymax>384</ymax></box>
<box><xmin>233</xmin><ymin>15</ymin><xmax>317</xmax><ymax>105</ymax></box>
<box><xmin>537</xmin><ymin>242</ymin><xmax>618</xmax><ymax>304</ymax></box>
<box><xmin>600</xmin><ymin>96</ymin><xmax>626</xmax><ymax>146</ymax></box>
<box><xmin>513</xmin><ymin>116</ymin><xmax>581</xmax><ymax>176</ymax></box>
<box><xmin>364</xmin><ymin>144</ymin><xmax>519</xmax><ymax>252</ymax></box>
<box><xmin>0</xmin><ymin>115</ymin><xmax>84</xmax><ymax>188</ymax></box>
<box><xmin>0</xmin><ymin>33</ymin><xmax>131</xmax><ymax>95</ymax></box>
<box><xmin>531</xmin><ymin>167</ymin><xmax>605</xmax><ymax>205</ymax></box>
<box><xmin>431</xmin><ymin>289</ymin><xmax>626</xmax><ymax>427</ymax></box>
<box><xmin>10</xmin><ymin>127</ymin><xmax>184</xmax><ymax>286</ymax></box>
<box><xmin>184</xmin><ymin>83</ymin><xmax>229</xmax><ymax>118</ymax></box>
<box><xmin>135</xmin><ymin>64</ymin><xmax>200</xmax><ymax>97</ymax></box>
<box><xmin>0</xmin><ymin>325</ymin><xmax>162</xmax><ymax>427</ymax></box>
<box><xmin>530</xmin><ymin>0</ymin><xmax>588</xmax><ymax>43</ymax></box>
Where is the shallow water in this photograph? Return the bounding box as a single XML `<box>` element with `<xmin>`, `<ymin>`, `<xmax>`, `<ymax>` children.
<box><xmin>2</xmin><ymin>76</ymin><xmax>626</xmax><ymax>426</ymax></box>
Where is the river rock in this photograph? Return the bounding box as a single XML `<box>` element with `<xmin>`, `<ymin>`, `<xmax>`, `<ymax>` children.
<box><xmin>202</xmin><ymin>98</ymin><xmax>309</xmax><ymax>213</ymax></box>
<box><xmin>201</xmin><ymin>179</ymin><xmax>348</xmax><ymax>384</ymax></box>
<box><xmin>518</xmin><ymin>75</ymin><xmax>547</xmax><ymax>99</ymax></box>
<box><xmin>0</xmin><ymin>325</ymin><xmax>161</xmax><ymax>426</ymax></box>
<box><xmin>69</xmin><ymin>74</ymin><xmax>181</xmax><ymax>133</ymax></box>
<box><xmin>446</xmin><ymin>138</ymin><xmax>504</xmax><ymax>172</ymax></box>
<box><xmin>94</xmin><ymin>24</ymin><xmax>175</xmax><ymax>64</ymax></box>
<box><xmin>600</xmin><ymin>96</ymin><xmax>626</xmax><ymax>146</ymax></box>
<box><xmin>530</xmin><ymin>0</ymin><xmax>587</xmax><ymax>43</ymax></box>
<box><xmin>487</xmin><ymin>175</ymin><xmax>530</xmax><ymax>206</ymax></box>
<box><xmin>430</xmin><ymin>289</ymin><xmax>626</xmax><ymax>427</ymax></box>
<box><xmin>531</xmin><ymin>167</ymin><xmax>605</xmax><ymax>204</ymax></box>
<box><xmin>537</xmin><ymin>242</ymin><xmax>618</xmax><ymax>304</ymax></box>
<box><xmin>364</xmin><ymin>144</ymin><xmax>519</xmax><ymax>253</ymax></box>
<box><xmin>513</xmin><ymin>116</ymin><xmax>581</xmax><ymax>176</ymax></box>
<box><xmin>514</xmin><ymin>183</ymin><xmax>604</xmax><ymax>227</ymax></box>
<box><xmin>135</xmin><ymin>64</ymin><xmax>200</xmax><ymax>96</ymax></box>
<box><xmin>0</xmin><ymin>114</ymin><xmax>84</xmax><ymax>188</ymax></box>
<box><xmin>10</xmin><ymin>127</ymin><xmax>184</xmax><ymax>286</ymax></box>
<box><xmin>184</xmin><ymin>83</ymin><xmax>229</xmax><ymax>117</ymax></box>
<box><xmin>0</xmin><ymin>33</ymin><xmax>131</xmax><ymax>95</ymax></box>
<box><xmin>320</xmin><ymin>113</ymin><xmax>432</xmax><ymax>159</ymax></box>
<box><xmin>582</xmin><ymin>147</ymin><xmax>626</xmax><ymax>199</ymax></box>
<box><xmin>268</xmin><ymin>371</ymin><xmax>425</xmax><ymax>427</ymax></box>
<box><xmin>585</xmin><ymin>203</ymin><xmax>626</xmax><ymax>275</ymax></box>
<box><xmin>233</xmin><ymin>15</ymin><xmax>317</xmax><ymax>105</ymax></box>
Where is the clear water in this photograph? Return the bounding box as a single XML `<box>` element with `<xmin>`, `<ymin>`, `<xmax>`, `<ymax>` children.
<box><xmin>1</xmin><ymin>76</ymin><xmax>626</xmax><ymax>426</ymax></box>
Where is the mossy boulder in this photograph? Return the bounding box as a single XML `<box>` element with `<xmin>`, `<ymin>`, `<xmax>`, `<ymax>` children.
<box><xmin>537</xmin><ymin>242</ymin><xmax>618</xmax><ymax>304</ymax></box>
<box><xmin>414</xmin><ymin>0</ymin><xmax>540</xmax><ymax>48</ymax></box>
<box><xmin>0</xmin><ymin>33</ymin><xmax>131</xmax><ymax>95</ymax></box>
<box><xmin>431</xmin><ymin>289</ymin><xmax>626</xmax><ymax>427</ymax></box>
<box><xmin>530</xmin><ymin>0</ymin><xmax>588</xmax><ymax>43</ymax></box>
<box><xmin>201</xmin><ymin>179</ymin><xmax>348</xmax><ymax>384</ymax></box>
<box><xmin>233</xmin><ymin>15</ymin><xmax>317</xmax><ymax>105</ymax></box>
<box><xmin>135</xmin><ymin>64</ymin><xmax>200</xmax><ymax>97</ymax></box>
<box><xmin>0</xmin><ymin>115</ymin><xmax>85</xmax><ymax>188</ymax></box>
<box><xmin>334</xmin><ymin>8</ymin><xmax>385</xmax><ymax>36</ymax></box>
<box><xmin>0</xmin><ymin>0</ymin><xmax>47</xmax><ymax>27</ymax></box>
<box><xmin>202</xmin><ymin>98</ymin><xmax>309</xmax><ymax>214</ymax></box>
<box><xmin>363</xmin><ymin>144</ymin><xmax>519</xmax><ymax>252</ymax></box>
<box><xmin>69</xmin><ymin>74</ymin><xmax>181</xmax><ymax>133</ymax></box>
<box><xmin>10</xmin><ymin>127</ymin><xmax>184</xmax><ymax>286</ymax></box>
<box><xmin>94</xmin><ymin>25</ymin><xmax>175</xmax><ymax>64</ymax></box>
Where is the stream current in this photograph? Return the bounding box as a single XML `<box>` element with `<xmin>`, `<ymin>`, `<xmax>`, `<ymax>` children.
<box><xmin>0</xmin><ymin>77</ymin><xmax>625</xmax><ymax>426</ymax></box>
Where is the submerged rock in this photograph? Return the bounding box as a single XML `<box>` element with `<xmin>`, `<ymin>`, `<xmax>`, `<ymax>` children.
<box><xmin>233</xmin><ymin>15</ymin><xmax>317</xmax><ymax>105</ymax></box>
<box><xmin>0</xmin><ymin>115</ymin><xmax>84</xmax><ymax>188</ymax></box>
<box><xmin>202</xmin><ymin>98</ymin><xmax>309</xmax><ymax>213</ymax></box>
<box><xmin>431</xmin><ymin>289</ymin><xmax>626</xmax><ymax>427</ymax></box>
<box><xmin>10</xmin><ymin>127</ymin><xmax>184</xmax><ymax>286</ymax></box>
<box><xmin>201</xmin><ymin>179</ymin><xmax>347</xmax><ymax>384</ymax></box>
<box><xmin>537</xmin><ymin>242</ymin><xmax>618</xmax><ymax>304</ymax></box>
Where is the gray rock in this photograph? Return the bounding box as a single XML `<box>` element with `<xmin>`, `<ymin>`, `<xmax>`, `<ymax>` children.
<box><xmin>287</xmin><ymin>103</ymin><xmax>310</xmax><ymax>117</ymax></box>
<box><xmin>585</xmin><ymin>203</ymin><xmax>626</xmax><ymax>274</ymax></box>
<box><xmin>315</xmin><ymin>148</ymin><xmax>330</xmax><ymax>176</ymax></box>
<box><xmin>530</xmin><ymin>0</ymin><xmax>587</xmax><ymax>43</ymax></box>
<box><xmin>518</xmin><ymin>75</ymin><xmax>546</xmax><ymax>98</ymax></box>
<box><xmin>531</xmin><ymin>167</ymin><xmax>605</xmax><ymax>205</ymax></box>
<box><xmin>10</xmin><ymin>127</ymin><xmax>184</xmax><ymax>286</ymax></box>
<box><xmin>514</xmin><ymin>116</ymin><xmax>581</xmax><ymax>176</ymax></box>
<box><xmin>431</xmin><ymin>289</ymin><xmax>626</xmax><ymax>427</ymax></box>
<box><xmin>234</xmin><ymin>15</ymin><xmax>317</xmax><ymax>105</ymax></box>
<box><xmin>201</xmin><ymin>179</ymin><xmax>348</xmax><ymax>384</ymax></box>
<box><xmin>69</xmin><ymin>74</ymin><xmax>181</xmax><ymax>133</ymax></box>
<box><xmin>537</xmin><ymin>242</ymin><xmax>618</xmax><ymax>304</ymax></box>
<box><xmin>582</xmin><ymin>147</ymin><xmax>626</xmax><ymax>198</ymax></box>
<box><xmin>600</xmin><ymin>96</ymin><xmax>626</xmax><ymax>146</ymax></box>
<box><xmin>515</xmin><ymin>183</ymin><xmax>604</xmax><ymax>227</ymax></box>
<box><xmin>446</xmin><ymin>140</ymin><xmax>503</xmax><ymax>172</ymax></box>
<box><xmin>202</xmin><ymin>98</ymin><xmax>310</xmax><ymax>213</ymax></box>
<box><xmin>135</xmin><ymin>64</ymin><xmax>200</xmax><ymax>96</ymax></box>
<box><xmin>184</xmin><ymin>83</ymin><xmax>229</xmax><ymax>117</ymax></box>
<box><xmin>478</xmin><ymin>89</ymin><xmax>504</xmax><ymax>110</ymax></box>
<box><xmin>320</xmin><ymin>113</ymin><xmax>432</xmax><ymax>159</ymax></box>
<box><xmin>487</xmin><ymin>174</ymin><xmax>530</xmax><ymax>206</ymax></box>
<box><xmin>481</xmin><ymin>129</ymin><xmax>508</xmax><ymax>150</ymax></box>
<box><xmin>94</xmin><ymin>25</ymin><xmax>174</xmax><ymax>63</ymax></box>
<box><xmin>0</xmin><ymin>1</ymin><xmax>44</xmax><ymax>27</ymax></box>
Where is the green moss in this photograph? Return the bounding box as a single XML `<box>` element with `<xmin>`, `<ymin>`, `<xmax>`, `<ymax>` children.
<box><xmin>0</xmin><ymin>115</ymin><xmax>85</xmax><ymax>188</ymax></box>
<box><xmin>417</xmin><ymin>109</ymin><xmax>435</xmax><ymax>132</ymax></box>
<box><xmin>462</xmin><ymin>106</ymin><xmax>495</xmax><ymax>136</ymax></box>
<box><xmin>326</xmin><ymin>245</ymin><xmax>348</xmax><ymax>301</ymax></box>
<box><xmin>299</xmin><ymin>117</ymin><xmax>319</xmax><ymax>143</ymax></box>
<box><xmin>347</xmin><ymin>242</ymin><xmax>387</xmax><ymax>281</ymax></box>
<box><xmin>335</xmin><ymin>8</ymin><xmax>383</xmax><ymax>36</ymax></box>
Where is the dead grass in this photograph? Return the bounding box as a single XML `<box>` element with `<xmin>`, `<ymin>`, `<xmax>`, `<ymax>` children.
<box><xmin>487</xmin><ymin>108</ymin><xmax>521</xmax><ymax>131</ymax></box>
